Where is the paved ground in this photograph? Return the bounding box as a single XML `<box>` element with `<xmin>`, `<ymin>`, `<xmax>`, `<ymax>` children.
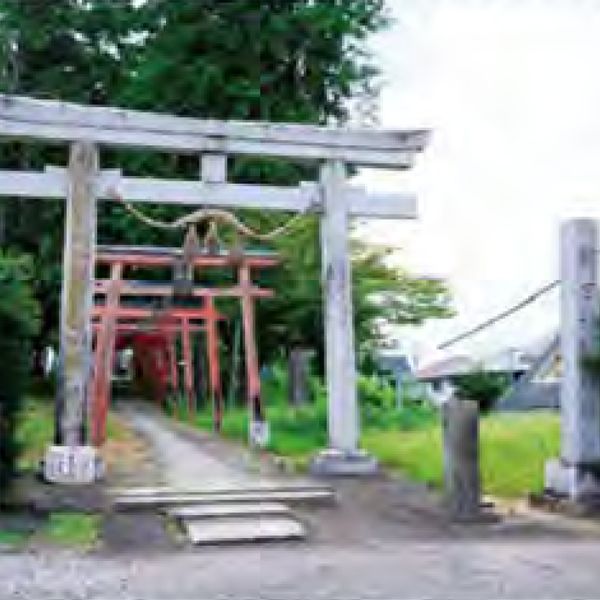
<box><xmin>3</xmin><ymin>404</ymin><xmax>600</xmax><ymax>599</ymax></box>
<box><xmin>5</xmin><ymin>539</ymin><xmax>600</xmax><ymax>599</ymax></box>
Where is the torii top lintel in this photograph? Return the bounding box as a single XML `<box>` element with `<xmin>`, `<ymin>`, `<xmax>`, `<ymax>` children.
<box><xmin>0</xmin><ymin>94</ymin><xmax>430</xmax><ymax>169</ymax></box>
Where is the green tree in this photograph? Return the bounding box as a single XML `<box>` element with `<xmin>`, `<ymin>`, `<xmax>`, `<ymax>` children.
<box><xmin>0</xmin><ymin>252</ymin><xmax>39</xmax><ymax>500</ymax></box>
<box><xmin>0</xmin><ymin>1</ymin><xmax>451</xmax><ymax>368</ymax></box>
<box><xmin>0</xmin><ymin>0</ymin><xmax>137</xmax><ymax>347</ymax></box>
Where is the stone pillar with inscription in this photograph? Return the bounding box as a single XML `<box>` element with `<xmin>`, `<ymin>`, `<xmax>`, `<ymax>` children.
<box><xmin>546</xmin><ymin>219</ymin><xmax>600</xmax><ymax>500</ymax></box>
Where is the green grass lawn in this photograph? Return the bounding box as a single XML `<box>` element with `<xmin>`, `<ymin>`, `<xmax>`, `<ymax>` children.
<box><xmin>17</xmin><ymin>395</ymin><xmax>129</xmax><ymax>471</ymax></box>
<box><xmin>0</xmin><ymin>512</ymin><xmax>100</xmax><ymax>550</ymax></box>
<box><xmin>41</xmin><ymin>512</ymin><xmax>100</xmax><ymax>548</ymax></box>
<box><xmin>0</xmin><ymin>396</ymin><xmax>107</xmax><ymax>549</ymax></box>
<box><xmin>188</xmin><ymin>399</ymin><xmax>560</xmax><ymax>499</ymax></box>
<box><xmin>17</xmin><ymin>397</ymin><xmax>55</xmax><ymax>471</ymax></box>
<box><xmin>363</xmin><ymin>411</ymin><xmax>560</xmax><ymax>498</ymax></box>
<box><xmin>0</xmin><ymin>529</ymin><xmax>27</xmax><ymax>547</ymax></box>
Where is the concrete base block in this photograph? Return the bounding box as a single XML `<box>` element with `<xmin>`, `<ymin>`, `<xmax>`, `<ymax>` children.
<box><xmin>309</xmin><ymin>449</ymin><xmax>379</xmax><ymax>476</ymax></box>
<box><xmin>43</xmin><ymin>445</ymin><xmax>103</xmax><ymax>484</ymax></box>
<box><xmin>249</xmin><ymin>420</ymin><xmax>270</xmax><ymax>448</ymax></box>
<box><xmin>545</xmin><ymin>458</ymin><xmax>600</xmax><ymax>501</ymax></box>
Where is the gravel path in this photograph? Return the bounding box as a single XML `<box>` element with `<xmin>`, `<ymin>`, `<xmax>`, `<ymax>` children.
<box><xmin>122</xmin><ymin>406</ymin><xmax>314</xmax><ymax>491</ymax></box>
<box><xmin>3</xmin><ymin>404</ymin><xmax>600</xmax><ymax>599</ymax></box>
<box><xmin>3</xmin><ymin>540</ymin><xmax>600</xmax><ymax>599</ymax></box>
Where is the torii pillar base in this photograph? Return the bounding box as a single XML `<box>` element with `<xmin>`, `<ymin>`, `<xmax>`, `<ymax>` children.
<box><xmin>545</xmin><ymin>459</ymin><xmax>600</xmax><ymax>502</ymax></box>
<box><xmin>310</xmin><ymin>449</ymin><xmax>378</xmax><ymax>477</ymax></box>
<box><xmin>43</xmin><ymin>445</ymin><xmax>104</xmax><ymax>485</ymax></box>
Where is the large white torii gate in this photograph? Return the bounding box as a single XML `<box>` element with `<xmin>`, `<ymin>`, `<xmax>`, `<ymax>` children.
<box><xmin>0</xmin><ymin>94</ymin><xmax>429</xmax><ymax>480</ymax></box>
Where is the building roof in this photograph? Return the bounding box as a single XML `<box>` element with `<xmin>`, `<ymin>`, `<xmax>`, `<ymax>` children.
<box><xmin>377</xmin><ymin>353</ymin><xmax>413</xmax><ymax>374</ymax></box>
<box><xmin>415</xmin><ymin>356</ymin><xmax>477</xmax><ymax>381</ymax></box>
<box><xmin>416</xmin><ymin>347</ymin><xmax>535</xmax><ymax>382</ymax></box>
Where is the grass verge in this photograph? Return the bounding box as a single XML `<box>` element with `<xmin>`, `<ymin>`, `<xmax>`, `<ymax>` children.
<box><xmin>363</xmin><ymin>411</ymin><xmax>560</xmax><ymax>497</ymax></box>
<box><xmin>183</xmin><ymin>399</ymin><xmax>559</xmax><ymax>498</ymax></box>
<box><xmin>0</xmin><ymin>529</ymin><xmax>27</xmax><ymax>547</ymax></box>
<box><xmin>41</xmin><ymin>512</ymin><xmax>100</xmax><ymax>548</ymax></box>
<box><xmin>17</xmin><ymin>397</ymin><xmax>55</xmax><ymax>472</ymax></box>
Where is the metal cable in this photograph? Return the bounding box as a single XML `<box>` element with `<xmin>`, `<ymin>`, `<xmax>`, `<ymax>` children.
<box><xmin>438</xmin><ymin>280</ymin><xmax>560</xmax><ymax>350</ymax></box>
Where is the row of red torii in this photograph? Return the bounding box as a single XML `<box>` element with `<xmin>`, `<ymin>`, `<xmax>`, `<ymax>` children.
<box><xmin>0</xmin><ymin>94</ymin><xmax>429</xmax><ymax>481</ymax></box>
<box><xmin>91</xmin><ymin>244</ymin><xmax>276</xmax><ymax>446</ymax></box>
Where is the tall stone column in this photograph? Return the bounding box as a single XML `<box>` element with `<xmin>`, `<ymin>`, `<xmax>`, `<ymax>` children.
<box><xmin>546</xmin><ymin>219</ymin><xmax>600</xmax><ymax>500</ymax></box>
<box><xmin>310</xmin><ymin>160</ymin><xmax>377</xmax><ymax>475</ymax></box>
<box><xmin>45</xmin><ymin>142</ymin><xmax>100</xmax><ymax>484</ymax></box>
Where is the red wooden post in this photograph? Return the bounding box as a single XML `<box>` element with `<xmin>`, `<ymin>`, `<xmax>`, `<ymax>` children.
<box><xmin>180</xmin><ymin>316</ymin><xmax>195</xmax><ymax>416</ymax></box>
<box><xmin>90</xmin><ymin>331</ymin><xmax>104</xmax><ymax>445</ymax></box>
<box><xmin>239</xmin><ymin>264</ymin><xmax>263</xmax><ymax>422</ymax></box>
<box><xmin>90</xmin><ymin>247</ymin><xmax>275</xmax><ymax>437</ymax></box>
<box><xmin>168</xmin><ymin>332</ymin><xmax>179</xmax><ymax>394</ymax></box>
<box><xmin>205</xmin><ymin>296</ymin><xmax>223</xmax><ymax>431</ymax></box>
<box><xmin>91</xmin><ymin>262</ymin><xmax>122</xmax><ymax>446</ymax></box>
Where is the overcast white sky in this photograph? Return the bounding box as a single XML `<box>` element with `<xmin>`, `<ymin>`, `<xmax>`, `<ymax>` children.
<box><xmin>357</xmin><ymin>0</ymin><xmax>600</xmax><ymax>365</ymax></box>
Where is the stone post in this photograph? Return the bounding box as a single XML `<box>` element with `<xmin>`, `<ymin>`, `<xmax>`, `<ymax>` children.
<box><xmin>443</xmin><ymin>397</ymin><xmax>481</xmax><ymax>521</ymax></box>
<box><xmin>393</xmin><ymin>368</ymin><xmax>404</xmax><ymax>410</ymax></box>
<box><xmin>288</xmin><ymin>347</ymin><xmax>312</xmax><ymax>406</ymax></box>
<box><xmin>44</xmin><ymin>142</ymin><xmax>100</xmax><ymax>484</ymax></box>
<box><xmin>310</xmin><ymin>160</ymin><xmax>377</xmax><ymax>475</ymax></box>
<box><xmin>545</xmin><ymin>219</ymin><xmax>600</xmax><ymax>500</ymax></box>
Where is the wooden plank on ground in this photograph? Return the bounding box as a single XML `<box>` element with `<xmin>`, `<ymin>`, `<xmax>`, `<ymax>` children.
<box><xmin>169</xmin><ymin>502</ymin><xmax>291</xmax><ymax>519</ymax></box>
<box><xmin>113</xmin><ymin>489</ymin><xmax>336</xmax><ymax>509</ymax></box>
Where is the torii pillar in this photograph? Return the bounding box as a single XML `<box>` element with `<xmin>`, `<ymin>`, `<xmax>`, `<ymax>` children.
<box><xmin>310</xmin><ymin>160</ymin><xmax>378</xmax><ymax>475</ymax></box>
<box><xmin>546</xmin><ymin>219</ymin><xmax>600</xmax><ymax>500</ymax></box>
<box><xmin>45</xmin><ymin>142</ymin><xmax>100</xmax><ymax>484</ymax></box>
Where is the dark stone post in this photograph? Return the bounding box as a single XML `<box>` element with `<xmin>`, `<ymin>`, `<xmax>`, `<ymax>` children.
<box><xmin>443</xmin><ymin>397</ymin><xmax>480</xmax><ymax>521</ymax></box>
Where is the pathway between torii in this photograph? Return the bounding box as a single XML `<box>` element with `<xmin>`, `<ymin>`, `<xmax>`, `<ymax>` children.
<box><xmin>122</xmin><ymin>405</ymin><xmax>292</xmax><ymax>491</ymax></box>
<box><xmin>114</xmin><ymin>403</ymin><xmax>333</xmax><ymax>543</ymax></box>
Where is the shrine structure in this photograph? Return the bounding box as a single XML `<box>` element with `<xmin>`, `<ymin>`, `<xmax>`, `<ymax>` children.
<box><xmin>0</xmin><ymin>94</ymin><xmax>428</xmax><ymax>481</ymax></box>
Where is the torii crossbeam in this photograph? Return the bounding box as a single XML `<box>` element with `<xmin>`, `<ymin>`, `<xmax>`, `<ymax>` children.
<box><xmin>0</xmin><ymin>94</ymin><xmax>430</xmax><ymax>481</ymax></box>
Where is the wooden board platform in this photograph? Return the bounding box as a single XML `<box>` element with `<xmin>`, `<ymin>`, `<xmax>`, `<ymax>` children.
<box><xmin>114</xmin><ymin>488</ymin><xmax>335</xmax><ymax>510</ymax></box>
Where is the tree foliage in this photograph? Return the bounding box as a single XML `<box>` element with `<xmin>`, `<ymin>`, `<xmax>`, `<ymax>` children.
<box><xmin>0</xmin><ymin>252</ymin><xmax>39</xmax><ymax>498</ymax></box>
<box><xmin>0</xmin><ymin>1</ymin><xmax>451</xmax><ymax>367</ymax></box>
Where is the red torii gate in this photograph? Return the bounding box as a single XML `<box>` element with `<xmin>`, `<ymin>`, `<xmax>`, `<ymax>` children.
<box><xmin>90</xmin><ymin>245</ymin><xmax>277</xmax><ymax>446</ymax></box>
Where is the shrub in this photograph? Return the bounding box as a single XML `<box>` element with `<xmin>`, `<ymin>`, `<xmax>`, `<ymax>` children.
<box><xmin>453</xmin><ymin>369</ymin><xmax>509</xmax><ymax>413</ymax></box>
<box><xmin>0</xmin><ymin>252</ymin><xmax>39</xmax><ymax>500</ymax></box>
<box><xmin>358</xmin><ymin>375</ymin><xmax>396</xmax><ymax>411</ymax></box>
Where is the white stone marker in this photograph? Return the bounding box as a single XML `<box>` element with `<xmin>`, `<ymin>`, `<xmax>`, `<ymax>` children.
<box><xmin>546</xmin><ymin>219</ymin><xmax>600</xmax><ymax>500</ymax></box>
<box><xmin>43</xmin><ymin>445</ymin><xmax>99</xmax><ymax>485</ymax></box>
